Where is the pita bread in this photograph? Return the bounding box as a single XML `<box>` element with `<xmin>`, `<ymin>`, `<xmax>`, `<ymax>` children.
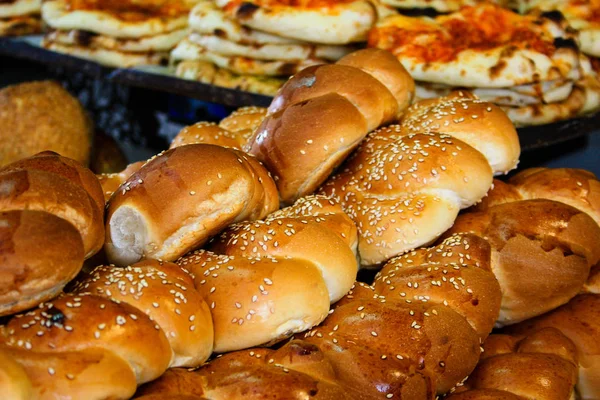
<box><xmin>369</xmin><ymin>4</ymin><xmax>581</xmax><ymax>87</ymax></box>
<box><xmin>189</xmin><ymin>0</ymin><xmax>300</xmax><ymax>45</ymax></box>
<box><xmin>214</xmin><ymin>0</ymin><xmax>378</xmax><ymax>44</ymax></box>
<box><xmin>42</xmin><ymin>0</ymin><xmax>192</xmax><ymax>38</ymax></box>
<box><xmin>171</xmin><ymin>38</ymin><xmax>324</xmax><ymax>75</ymax></box>
<box><xmin>187</xmin><ymin>32</ymin><xmax>355</xmax><ymax>62</ymax></box>
<box><xmin>0</xmin><ymin>0</ymin><xmax>40</xmax><ymax>19</ymax></box>
<box><xmin>520</xmin><ymin>0</ymin><xmax>600</xmax><ymax>57</ymax></box>
<box><xmin>0</xmin><ymin>14</ymin><xmax>41</xmax><ymax>36</ymax></box>
<box><xmin>45</xmin><ymin>28</ymin><xmax>187</xmax><ymax>52</ymax></box>
<box><xmin>43</xmin><ymin>39</ymin><xmax>169</xmax><ymax>67</ymax></box>
<box><xmin>175</xmin><ymin>59</ymin><xmax>284</xmax><ymax>95</ymax></box>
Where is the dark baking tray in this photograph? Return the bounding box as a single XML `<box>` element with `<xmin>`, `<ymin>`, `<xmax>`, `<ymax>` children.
<box><xmin>1</xmin><ymin>35</ymin><xmax>598</xmax><ymax>149</ymax></box>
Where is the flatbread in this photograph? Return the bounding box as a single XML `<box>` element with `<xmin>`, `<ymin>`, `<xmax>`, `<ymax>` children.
<box><xmin>369</xmin><ymin>4</ymin><xmax>581</xmax><ymax>87</ymax></box>
<box><xmin>45</xmin><ymin>28</ymin><xmax>187</xmax><ymax>52</ymax></box>
<box><xmin>0</xmin><ymin>14</ymin><xmax>41</xmax><ymax>36</ymax></box>
<box><xmin>42</xmin><ymin>0</ymin><xmax>194</xmax><ymax>38</ymax></box>
<box><xmin>43</xmin><ymin>39</ymin><xmax>169</xmax><ymax>67</ymax></box>
<box><xmin>520</xmin><ymin>0</ymin><xmax>600</xmax><ymax>57</ymax></box>
<box><xmin>189</xmin><ymin>0</ymin><xmax>301</xmax><ymax>44</ymax></box>
<box><xmin>415</xmin><ymin>79</ymin><xmax>574</xmax><ymax>106</ymax></box>
<box><xmin>171</xmin><ymin>38</ymin><xmax>324</xmax><ymax>75</ymax></box>
<box><xmin>214</xmin><ymin>0</ymin><xmax>378</xmax><ymax>44</ymax></box>
<box><xmin>0</xmin><ymin>0</ymin><xmax>40</xmax><ymax>19</ymax></box>
<box><xmin>187</xmin><ymin>32</ymin><xmax>355</xmax><ymax>61</ymax></box>
<box><xmin>576</xmin><ymin>54</ymin><xmax>600</xmax><ymax>114</ymax></box>
<box><xmin>174</xmin><ymin>59</ymin><xmax>285</xmax><ymax>95</ymax></box>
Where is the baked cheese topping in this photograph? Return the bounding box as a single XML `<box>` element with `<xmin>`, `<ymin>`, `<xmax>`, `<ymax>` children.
<box><xmin>370</xmin><ymin>4</ymin><xmax>556</xmax><ymax>63</ymax></box>
<box><xmin>64</xmin><ymin>0</ymin><xmax>191</xmax><ymax>21</ymax></box>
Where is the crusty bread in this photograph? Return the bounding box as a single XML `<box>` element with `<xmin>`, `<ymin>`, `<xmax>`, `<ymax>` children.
<box><xmin>170</xmin><ymin>122</ymin><xmax>246</xmax><ymax>150</ymax></box>
<box><xmin>247</xmin><ymin>48</ymin><xmax>415</xmax><ymax>205</ymax></box>
<box><xmin>97</xmin><ymin>161</ymin><xmax>145</xmax><ymax>202</ymax></box>
<box><xmin>105</xmin><ymin>144</ymin><xmax>279</xmax><ymax>265</ymax></box>
<box><xmin>137</xmin><ymin>233</ymin><xmax>502</xmax><ymax>399</ymax></box>
<box><xmin>0</xmin><ymin>81</ymin><xmax>92</xmax><ymax>167</ymax></box>
<box><xmin>177</xmin><ymin>195</ymin><xmax>358</xmax><ymax>352</ymax></box>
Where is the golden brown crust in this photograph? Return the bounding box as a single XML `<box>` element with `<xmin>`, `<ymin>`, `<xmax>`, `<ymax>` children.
<box><xmin>97</xmin><ymin>161</ymin><xmax>145</xmax><ymax>203</ymax></box>
<box><xmin>105</xmin><ymin>144</ymin><xmax>279</xmax><ymax>265</ymax></box>
<box><xmin>246</xmin><ymin>48</ymin><xmax>415</xmax><ymax>205</ymax></box>
<box><xmin>0</xmin><ymin>81</ymin><xmax>92</xmax><ymax>167</ymax></box>
<box><xmin>170</xmin><ymin>122</ymin><xmax>246</xmax><ymax>150</ymax></box>
<box><xmin>0</xmin><ymin>210</ymin><xmax>84</xmax><ymax>317</ymax></box>
<box><xmin>0</xmin><ymin>348</ymin><xmax>33</xmax><ymax>400</ymax></box>
<box><xmin>0</xmin><ymin>168</ymin><xmax>104</xmax><ymax>259</ymax></box>
<box><xmin>218</xmin><ymin>106</ymin><xmax>268</xmax><ymax>135</ymax></box>
<box><xmin>445</xmin><ymin>199</ymin><xmax>600</xmax><ymax>326</ymax></box>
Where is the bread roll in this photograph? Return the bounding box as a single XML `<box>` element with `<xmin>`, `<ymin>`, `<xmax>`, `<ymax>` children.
<box><xmin>97</xmin><ymin>161</ymin><xmax>145</xmax><ymax>202</ymax></box>
<box><xmin>106</xmin><ymin>144</ymin><xmax>279</xmax><ymax>265</ymax></box>
<box><xmin>0</xmin><ymin>81</ymin><xmax>92</xmax><ymax>167</ymax></box>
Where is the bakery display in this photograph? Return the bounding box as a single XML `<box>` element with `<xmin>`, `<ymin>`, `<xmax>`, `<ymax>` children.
<box><xmin>0</xmin><ymin>81</ymin><xmax>92</xmax><ymax>168</ymax></box>
<box><xmin>369</xmin><ymin>3</ymin><xmax>600</xmax><ymax>126</ymax></box>
<box><xmin>0</xmin><ymin>151</ymin><xmax>104</xmax><ymax>317</ymax></box>
<box><xmin>170</xmin><ymin>0</ymin><xmax>383</xmax><ymax>95</ymax></box>
<box><xmin>136</xmin><ymin>233</ymin><xmax>501</xmax><ymax>399</ymax></box>
<box><xmin>0</xmin><ymin>0</ymin><xmax>41</xmax><ymax>36</ymax></box>
<box><xmin>320</xmin><ymin>91</ymin><xmax>520</xmax><ymax>266</ymax></box>
<box><xmin>448</xmin><ymin>293</ymin><xmax>600</xmax><ymax>400</ymax></box>
<box><xmin>41</xmin><ymin>0</ymin><xmax>201</xmax><ymax>68</ymax></box>
<box><xmin>105</xmin><ymin>144</ymin><xmax>280</xmax><ymax>265</ymax></box>
<box><xmin>246</xmin><ymin>48</ymin><xmax>416</xmax><ymax>205</ymax></box>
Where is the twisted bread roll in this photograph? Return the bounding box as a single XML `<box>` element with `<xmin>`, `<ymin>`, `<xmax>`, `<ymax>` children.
<box><xmin>0</xmin><ymin>259</ymin><xmax>214</xmax><ymax>400</ymax></box>
<box><xmin>319</xmin><ymin>93</ymin><xmax>519</xmax><ymax>267</ymax></box>
<box><xmin>0</xmin><ymin>152</ymin><xmax>104</xmax><ymax>317</ymax></box>
<box><xmin>171</xmin><ymin>107</ymin><xmax>268</xmax><ymax>150</ymax></box>
<box><xmin>97</xmin><ymin>161</ymin><xmax>145</xmax><ymax>202</ymax></box>
<box><xmin>105</xmin><ymin>144</ymin><xmax>279</xmax><ymax>266</ymax></box>
<box><xmin>246</xmin><ymin>48</ymin><xmax>415</xmax><ymax>205</ymax></box>
<box><xmin>449</xmin><ymin>294</ymin><xmax>599</xmax><ymax>400</ymax></box>
<box><xmin>137</xmin><ymin>233</ymin><xmax>502</xmax><ymax>399</ymax></box>
<box><xmin>444</xmin><ymin>168</ymin><xmax>600</xmax><ymax>325</ymax></box>
<box><xmin>177</xmin><ymin>195</ymin><xmax>358</xmax><ymax>352</ymax></box>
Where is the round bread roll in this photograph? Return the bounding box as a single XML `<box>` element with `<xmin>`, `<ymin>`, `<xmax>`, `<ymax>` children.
<box><xmin>1</xmin><ymin>151</ymin><xmax>105</xmax><ymax>215</ymax></box>
<box><xmin>97</xmin><ymin>161</ymin><xmax>145</xmax><ymax>203</ymax></box>
<box><xmin>170</xmin><ymin>122</ymin><xmax>245</xmax><ymax>150</ymax></box>
<box><xmin>0</xmin><ymin>168</ymin><xmax>104</xmax><ymax>258</ymax></box>
<box><xmin>0</xmin><ymin>81</ymin><xmax>92</xmax><ymax>167</ymax></box>
<box><xmin>105</xmin><ymin>144</ymin><xmax>279</xmax><ymax>266</ymax></box>
<box><xmin>0</xmin><ymin>210</ymin><xmax>84</xmax><ymax>317</ymax></box>
<box><xmin>444</xmin><ymin>199</ymin><xmax>600</xmax><ymax>326</ymax></box>
<box><xmin>218</xmin><ymin>106</ymin><xmax>268</xmax><ymax>135</ymax></box>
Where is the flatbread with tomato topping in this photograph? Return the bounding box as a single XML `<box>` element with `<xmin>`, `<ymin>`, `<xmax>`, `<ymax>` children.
<box><xmin>369</xmin><ymin>4</ymin><xmax>581</xmax><ymax>87</ymax></box>
<box><xmin>214</xmin><ymin>0</ymin><xmax>381</xmax><ymax>45</ymax></box>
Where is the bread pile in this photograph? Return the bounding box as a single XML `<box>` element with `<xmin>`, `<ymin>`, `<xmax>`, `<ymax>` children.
<box><xmin>41</xmin><ymin>0</ymin><xmax>200</xmax><ymax>68</ymax></box>
<box><xmin>369</xmin><ymin>3</ymin><xmax>600</xmax><ymax>126</ymax></box>
<box><xmin>170</xmin><ymin>0</ymin><xmax>387</xmax><ymax>95</ymax></box>
<box><xmin>0</xmin><ymin>0</ymin><xmax>41</xmax><ymax>36</ymax></box>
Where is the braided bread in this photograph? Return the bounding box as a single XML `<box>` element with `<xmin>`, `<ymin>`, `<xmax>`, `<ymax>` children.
<box><xmin>319</xmin><ymin>93</ymin><xmax>520</xmax><ymax>267</ymax></box>
<box><xmin>176</xmin><ymin>195</ymin><xmax>358</xmax><ymax>352</ymax></box>
<box><xmin>448</xmin><ymin>293</ymin><xmax>600</xmax><ymax>400</ymax></box>
<box><xmin>0</xmin><ymin>259</ymin><xmax>214</xmax><ymax>400</ymax></box>
<box><xmin>444</xmin><ymin>168</ymin><xmax>600</xmax><ymax>325</ymax></box>
<box><xmin>0</xmin><ymin>151</ymin><xmax>104</xmax><ymax>316</ymax></box>
<box><xmin>136</xmin><ymin>233</ymin><xmax>502</xmax><ymax>399</ymax></box>
<box><xmin>246</xmin><ymin>48</ymin><xmax>415</xmax><ymax>205</ymax></box>
<box><xmin>105</xmin><ymin>144</ymin><xmax>279</xmax><ymax>266</ymax></box>
<box><xmin>171</xmin><ymin>107</ymin><xmax>267</xmax><ymax>150</ymax></box>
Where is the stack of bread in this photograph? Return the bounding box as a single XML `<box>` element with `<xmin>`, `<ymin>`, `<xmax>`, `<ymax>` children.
<box><xmin>0</xmin><ymin>0</ymin><xmax>41</xmax><ymax>36</ymax></box>
<box><xmin>41</xmin><ymin>0</ymin><xmax>201</xmax><ymax>68</ymax></box>
<box><xmin>170</xmin><ymin>0</ymin><xmax>387</xmax><ymax>95</ymax></box>
<box><xmin>368</xmin><ymin>3</ymin><xmax>600</xmax><ymax>126</ymax></box>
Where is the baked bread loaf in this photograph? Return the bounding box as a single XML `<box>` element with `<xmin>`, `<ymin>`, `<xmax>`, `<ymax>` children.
<box><xmin>0</xmin><ymin>81</ymin><xmax>92</xmax><ymax>167</ymax></box>
<box><xmin>0</xmin><ymin>152</ymin><xmax>105</xmax><ymax>317</ymax></box>
<box><xmin>444</xmin><ymin>168</ymin><xmax>600</xmax><ymax>325</ymax></box>
<box><xmin>246</xmin><ymin>48</ymin><xmax>415</xmax><ymax>205</ymax></box>
<box><xmin>136</xmin><ymin>233</ymin><xmax>502</xmax><ymax>399</ymax></box>
<box><xmin>319</xmin><ymin>92</ymin><xmax>520</xmax><ymax>267</ymax></box>
<box><xmin>105</xmin><ymin>144</ymin><xmax>279</xmax><ymax>266</ymax></box>
<box><xmin>448</xmin><ymin>293</ymin><xmax>600</xmax><ymax>400</ymax></box>
<box><xmin>0</xmin><ymin>259</ymin><xmax>214</xmax><ymax>400</ymax></box>
<box><xmin>177</xmin><ymin>195</ymin><xmax>358</xmax><ymax>352</ymax></box>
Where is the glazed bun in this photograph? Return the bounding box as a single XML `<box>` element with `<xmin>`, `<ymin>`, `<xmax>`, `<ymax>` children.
<box><xmin>0</xmin><ymin>81</ymin><xmax>92</xmax><ymax>167</ymax></box>
<box><xmin>170</xmin><ymin>122</ymin><xmax>245</xmax><ymax>150</ymax></box>
<box><xmin>97</xmin><ymin>161</ymin><xmax>145</xmax><ymax>202</ymax></box>
<box><xmin>105</xmin><ymin>144</ymin><xmax>279</xmax><ymax>265</ymax></box>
